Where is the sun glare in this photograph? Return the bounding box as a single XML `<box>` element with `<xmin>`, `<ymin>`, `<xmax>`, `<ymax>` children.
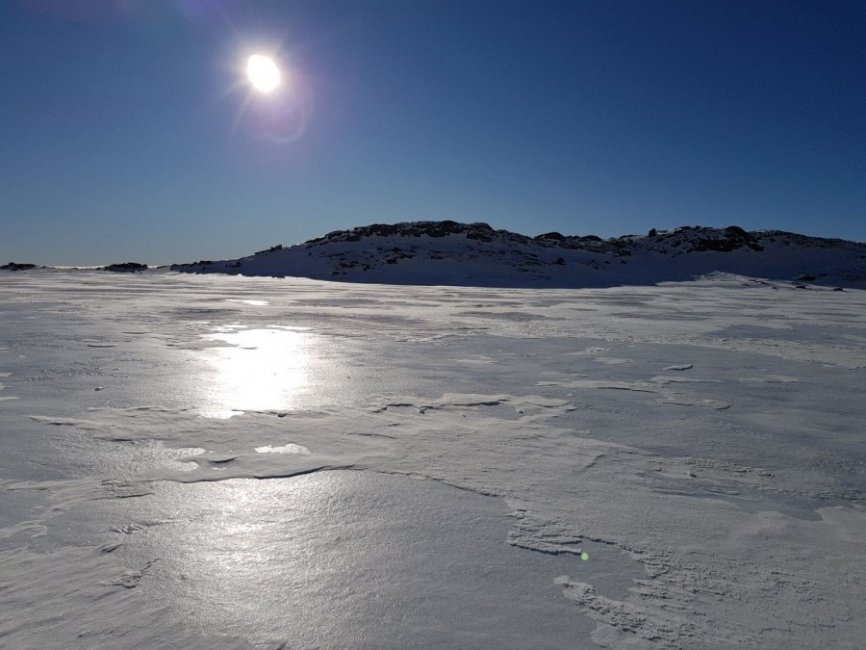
<box><xmin>200</xmin><ymin>326</ymin><xmax>309</xmax><ymax>418</ymax></box>
<box><xmin>246</xmin><ymin>54</ymin><xmax>281</xmax><ymax>93</ymax></box>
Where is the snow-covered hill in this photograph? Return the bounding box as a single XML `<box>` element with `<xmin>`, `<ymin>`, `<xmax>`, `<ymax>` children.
<box><xmin>170</xmin><ymin>221</ymin><xmax>866</xmax><ymax>289</ymax></box>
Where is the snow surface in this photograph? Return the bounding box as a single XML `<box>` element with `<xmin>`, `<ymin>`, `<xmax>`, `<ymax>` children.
<box><xmin>1</xmin><ymin>271</ymin><xmax>865</xmax><ymax>648</ymax></box>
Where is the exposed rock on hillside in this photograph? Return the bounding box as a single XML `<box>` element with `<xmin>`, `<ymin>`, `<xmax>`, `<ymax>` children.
<box><xmin>101</xmin><ymin>262</ymin><xmax>149</xmax><ymax>273</ymax></box>
<box><xmin>1</xmin><ymin>262</ymin><xmax>39</xmax><ymax>271</ymax></box>
<box><xmin>168</xmin><ymin>221</ymin><xmax>866</xmax><ymax>289</ymax></box>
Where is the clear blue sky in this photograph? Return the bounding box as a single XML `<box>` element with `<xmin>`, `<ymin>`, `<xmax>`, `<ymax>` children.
<box><xmin>1</xmin><ymin>0</ymin><xmax>864</xmax><ymax>265</ymax></box>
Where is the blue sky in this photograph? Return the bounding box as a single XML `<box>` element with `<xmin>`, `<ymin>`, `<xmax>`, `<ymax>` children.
<box><xmin>1</xmin><ymin>0</ymin><xmax>864</xmax><ymax>265</ymax></box>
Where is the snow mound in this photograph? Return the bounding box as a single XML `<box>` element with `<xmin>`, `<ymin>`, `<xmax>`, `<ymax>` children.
<box><xmin>168</xmin><ymin>221</ymin><xmax>866</xmax><ymax>289</ymax></box>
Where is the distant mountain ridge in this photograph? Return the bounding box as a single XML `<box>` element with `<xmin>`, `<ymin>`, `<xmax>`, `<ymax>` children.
<box><xmin>168</xmin><ymin>221</ymin><xmax>866</xmax><ymax>289</ymax></box>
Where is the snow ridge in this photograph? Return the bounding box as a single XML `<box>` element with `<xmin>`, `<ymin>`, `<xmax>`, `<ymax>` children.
<box><xmin>5</xmin><ymin>222</ymin><xmax>866</xmax><ymax>288</ymax></box>
<box><xmin>168</xmin><ymin>222</ymin><xmax>866</xmax><ymax>289</ymax></box>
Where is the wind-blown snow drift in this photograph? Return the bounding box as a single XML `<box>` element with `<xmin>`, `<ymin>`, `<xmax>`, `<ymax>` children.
<box><xmin>169</xmin><ymin>221</ymin><xmax>866</xmax><ymax>289</ymax></box>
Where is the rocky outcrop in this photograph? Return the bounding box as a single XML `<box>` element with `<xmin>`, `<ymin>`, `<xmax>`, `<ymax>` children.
<box><xmin>305</xmin><ymin>221</ymin><xmax>513</xmax><ymax>245</ymax></box>
<box><xmin>689</xmin><ymin>225</ymin><xmax>765</xmax><ymax>252</ymax></box>
<box><xmin>100</xmin><ymin>262</ymin><xmax>148</xmax><ymax>273</ymax></box>
<box><xmin>1</xmin><ymin>262</ymin><xmax>38</xmax><ymax>271</ymax></box>
<box><xmin>169</xmin><ymin>221</ymin><xmax>866</xmax><ymax>289</ymax></box>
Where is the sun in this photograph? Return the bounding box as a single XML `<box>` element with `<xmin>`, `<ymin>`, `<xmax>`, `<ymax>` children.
<box><xmin>246</xmin><ymin>54</ymin><xmax>281</xmax><ymax>93</ymax></box>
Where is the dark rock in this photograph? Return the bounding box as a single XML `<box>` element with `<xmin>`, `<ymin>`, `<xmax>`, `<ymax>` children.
<box><xmin>798</xmin><ymin>274</ymin><xmax>817</xmax><ymax>282</ymax></box>
<box><xmin>1</xmin><ymin>262</ymin><xmax>38</xmax><ymax>271</ymax></box>
<box><xmin>690</xmin><ymin>226</ymin><xmax>764</xmax><ymax>253</ymax></box>
<box><xmin>466</xmin><ymin>230</ymin><xmax>494</xmax><ymax>242</ymax></box>
<box><xmin>101</xmin><ymin>262</ymin><xmax>148</xmax><ymax>273</ymax></box>
<box><xmin>254</xmin><ymin>244</ymin><xmax>283</xmax><ymax>255</ymax></box>
<box><xmin>169</xmin><ymin>260</ymin><xmax>213</xmax><ymax>272</ymax></box>
<box><xmin>306</xmin><ymin>220</ymin><xmax>500</xmax><ymax>245</ymax></box>
<box><xmin>535</xmin><ymin>231</ymin><xmax>565</xmax><ymax>241</ymax></box>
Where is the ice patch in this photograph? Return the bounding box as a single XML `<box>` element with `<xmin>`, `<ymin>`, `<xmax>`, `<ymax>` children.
<box><xmin>82</xmin><ymin>472</ymin><xmax>604</xmax><ymax>647</ymax></box>
<box><xmin>738</xmin><ymin>374</ymin><xmax>800</xmax><ymax>383</ymax></box>
<box><xmin>28</xmin><ymin>415</ymin><xmax>102</xmax><ymax>428</ymax></box>
<box><xmin>650</xmin><ymin>375</ymin><xmax>718</xmax><ymax>384</ymax></box>
<box><xmin>452</xmin><ymin>355</ymin><xmax>497</xmax><ymax>364</ymax></box>
<box><xmin>255</xmin><ymin>444</ymin><xmax>310</xmax><ymax>455</ymax></box>
<box><xmin>199</xmin><ymin>408</ymin><xmax>246</xmax><ymax>420</ymax></box>
<box><xmin>199</xmin><ymin>327</ymin><xmax>310</xmax><ymax>417</ymax></box>
<box><xmin>662</xmin><ymin>396</ymin><xmax>731</xmax><ymax>410</ymax></box>
<box><xmin>226</xmin><ymin>299</ymin><xmax>269</xmax><ymax>306</ymax></box>
<box><xmin>571</xmin><ymin>346</ymin><xmax>608</xmax><ymax>356</ymax></box>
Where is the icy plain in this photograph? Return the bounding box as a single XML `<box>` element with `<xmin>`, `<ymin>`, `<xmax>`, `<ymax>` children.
<box><xmin>1</xmin><ymin>271</ymin><xmax>864</xmax><ymax>648</ymax></box>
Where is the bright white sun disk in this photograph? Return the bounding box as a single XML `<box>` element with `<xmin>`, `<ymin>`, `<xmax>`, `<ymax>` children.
<box><xmin>246</xmin><ymin>54</ymin><xmax>281</xmax><ymax>93</ymax></box>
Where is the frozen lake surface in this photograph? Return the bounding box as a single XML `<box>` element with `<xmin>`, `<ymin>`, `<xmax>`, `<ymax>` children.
<box><xmin>1</xmin><ymin>271</ymin><xmax>864</xmax><ymax>648</ymax></box>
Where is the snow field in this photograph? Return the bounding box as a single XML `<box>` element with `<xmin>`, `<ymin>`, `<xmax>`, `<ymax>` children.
<box><xmin>0</xmin><ymin>272</ymin><xmax>864</xmax><ymax>648</ymax></box>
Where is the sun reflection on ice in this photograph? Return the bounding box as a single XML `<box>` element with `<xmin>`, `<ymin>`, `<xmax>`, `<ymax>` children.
<box><xmin>200</xmin><ymin>326</ymin><xmax>309</xmax><ymax>418</ymax></box>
